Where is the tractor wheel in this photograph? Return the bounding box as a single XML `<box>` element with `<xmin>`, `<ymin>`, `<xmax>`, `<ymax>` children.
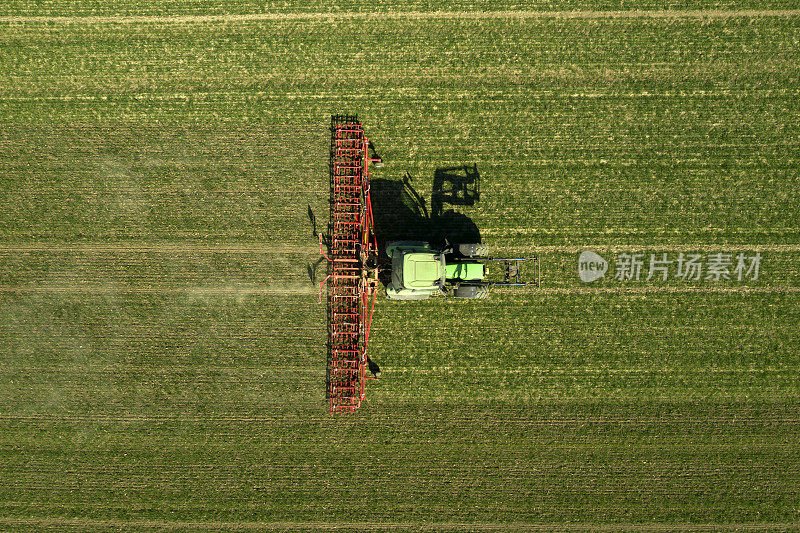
<box><xmin>458</xmin><ymin>243</ymin><xmax>489</xmax><ymax>258</ymax></box>
<box><xmin>453</xmin><ymin>284</ymin><xmax>490</xmax><ymax>299</ymax></box>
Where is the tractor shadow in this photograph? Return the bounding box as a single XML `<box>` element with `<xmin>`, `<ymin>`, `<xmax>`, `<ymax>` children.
<box><xmin>321</xmin><ymin>164</ymin><xmax>481</xmax><ymax>403</ymax></box>
<box><xmin>371</xmin><ymin>165</ymin><xmax>482</xmax><ymax>283</ymax></box>
<box><xmin>431</xmin><ymin>163</ymin><xmax>480</xmax><ymax>218</ymax></box>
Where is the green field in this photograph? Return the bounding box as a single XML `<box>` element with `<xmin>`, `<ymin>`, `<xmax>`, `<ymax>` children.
<box><xmin>1</xmin><ymin>3</ymin><xmax>799</xmax><ymax>531</ymax></box>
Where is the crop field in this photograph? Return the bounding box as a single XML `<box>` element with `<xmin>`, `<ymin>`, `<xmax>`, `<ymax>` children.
<box><xmin>1</xmin><ymin>1</ymin><xmax>799</xmax><ymax>531</ymax></box>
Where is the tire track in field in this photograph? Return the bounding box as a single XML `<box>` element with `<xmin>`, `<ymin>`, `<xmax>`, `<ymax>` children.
<box><xmin>0</xmin><ymin>517</ymin><xmax>798</xmax><ymax>531</ymax></box>
<box><xmin>3</xmin><ymin>87</ymin><xmax>799</xmax><ymax>103</ymax></box>
<box><xmin>498</xmin><ymin>244</ymin><xmax>800</xmax><ymax>254</ymax></box>
<box><xmin>2</xmin><ymin>242</ymin><xmax>799</xmax><ymax>255</ymax></box>
<box><xmin>1</xmin><ymin>411</ymin><xmax>797</xmax><ymax>424</ymax></box>
<box><xmin>1</xmin><ymin>9</ymin><xmax>798</xmax><ymax>25</ymax></box>
<box><xmin>531</xmin><ymin>286</ymin><xmax>800</xmax><ymax>295</ymax></box>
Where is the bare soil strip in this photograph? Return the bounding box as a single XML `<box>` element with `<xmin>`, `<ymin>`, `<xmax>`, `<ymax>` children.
<box><xmin>0</xmin><ymin>517</ymin><xmax>798</xmax><ymax>531</ymax></box>
<box><xmin>0</xmin><ymin>9</ymin><xmax>798</xmax><ymax>25</ymax></box>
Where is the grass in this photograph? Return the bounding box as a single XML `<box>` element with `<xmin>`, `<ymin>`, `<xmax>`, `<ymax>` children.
<box><xmin>1</xmin><ymin>4</ymin><xmax>799</xmax><ymax>530</ymax></box>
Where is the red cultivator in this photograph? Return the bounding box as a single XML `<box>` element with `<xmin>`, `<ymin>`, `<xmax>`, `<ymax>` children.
<box><xmin>320</xmin><ymin>115</ymin><xmax>380</xmax><ymax>414</ymax></box>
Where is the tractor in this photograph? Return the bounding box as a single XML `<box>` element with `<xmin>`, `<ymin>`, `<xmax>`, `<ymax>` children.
<box><xmin>323</xmin><ymin>114</ymin><xmax>538</xmax><ymax>412</ymax></box>
<box><xmin>385</xmin><ymin>241</ymin><xmax>537</xmax><ymax>300</ymax></box>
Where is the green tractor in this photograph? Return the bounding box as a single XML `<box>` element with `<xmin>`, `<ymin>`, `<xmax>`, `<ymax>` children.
<box><xmin>385</xmin><ymin>241</ymin><xmax>538</xmax><ymax>300</ymax></box>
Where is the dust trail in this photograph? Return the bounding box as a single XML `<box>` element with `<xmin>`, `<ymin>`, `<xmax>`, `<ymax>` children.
<box><xmin>0</xmin><ymin>284</ymin><xmax>315</xmax><ymax>296</ymax></box>
<box><xmin>0</xmin><ymin>9</ymin><xmax>798</xmax><ymax>25</ymax></box>
<box><xmin>0</xmin><ymin>243</ymin><xmax>309</xmax><ymax>254</ymax></box>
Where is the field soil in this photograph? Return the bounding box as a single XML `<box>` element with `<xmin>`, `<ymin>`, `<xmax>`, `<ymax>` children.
<box><xmin>1</xmin><ymin>3</ymin><xmax>799</xmax><ymax>530</ymax></box>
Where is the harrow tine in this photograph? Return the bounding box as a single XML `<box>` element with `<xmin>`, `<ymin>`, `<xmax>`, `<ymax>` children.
<box><xmin>324</xmin><ymin>115</ymin><xmax>379</xmax><ymax>414</ymax></box>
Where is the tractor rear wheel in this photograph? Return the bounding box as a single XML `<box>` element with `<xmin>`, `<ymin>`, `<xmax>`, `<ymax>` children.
<box><xmin>453</xmin><ymin>284</ymin><xmax>490</xmax><ymax>299</ymax></box>
<box><xmin>458</xmin><ymin>243</ymin><xmax>489</xmax><ymax>258</ymax></box>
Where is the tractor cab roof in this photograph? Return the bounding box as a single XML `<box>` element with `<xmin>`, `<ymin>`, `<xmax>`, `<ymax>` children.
<box><xmin>392</xmin><ymin>251</ymin><xmax>444</xmax><ymax>290</ymax></box>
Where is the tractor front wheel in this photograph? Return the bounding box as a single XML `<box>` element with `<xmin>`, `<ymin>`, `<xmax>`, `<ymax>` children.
<box><xmin>457</xmin><ymin>243</ymin><xmax>489</xmax><ymax>258</ymax></box>
<box><xmin>453</xmin><ymin>284</ymin><xmax>490</xmax><ymax>299</ymax></box>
